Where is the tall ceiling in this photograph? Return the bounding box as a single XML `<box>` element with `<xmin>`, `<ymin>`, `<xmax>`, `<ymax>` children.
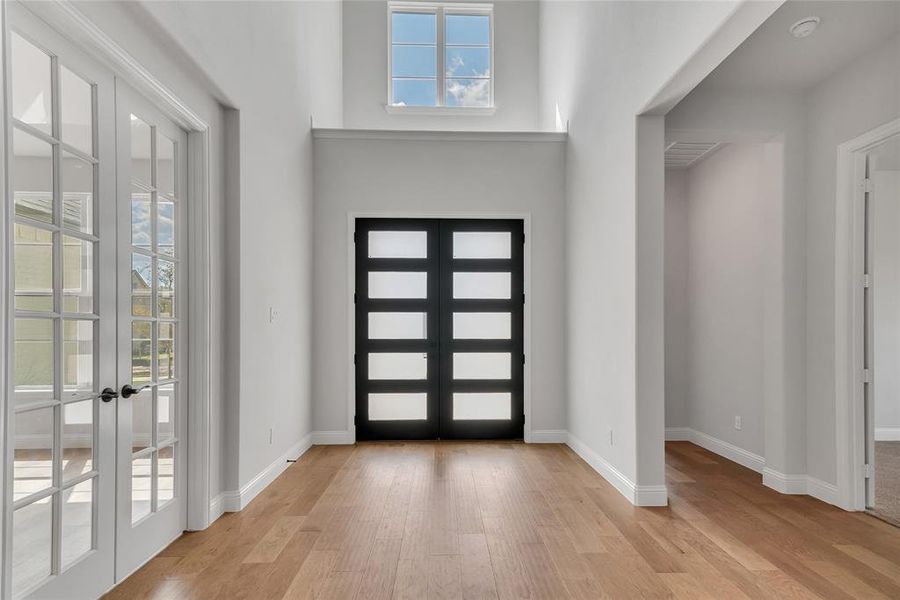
<box><xmin>701</xmin><ymin>0</ymin><xmax>900</xmax><ymax>92</ymax></box>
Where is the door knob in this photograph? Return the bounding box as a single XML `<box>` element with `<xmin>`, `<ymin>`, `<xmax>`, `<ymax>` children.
<box><xmin>99</xmin><ymin>387</ymin><xmax>119</xmax><ymax>403</ymax></box>
<box><xmin>121</xmin><ymin>384</ymin><xmax>150</xmax><ymax>399</ymax></box>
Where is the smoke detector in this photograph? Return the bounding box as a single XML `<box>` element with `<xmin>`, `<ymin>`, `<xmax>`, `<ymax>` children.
<box><xmin>789</xmin><ymin>16</ymin><xmax>820</xmax><ymax>39</ymax></box>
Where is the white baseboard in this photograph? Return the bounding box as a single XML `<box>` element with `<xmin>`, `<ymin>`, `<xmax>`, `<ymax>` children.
<box><xmin>806</xmin><ymin>476</ymin><xmax>840</xmax><ymax>505</ymax></box>
<box><xmin>875</xmin><ymin>427</ymin><xmax>900</xmax><ymax>441</ymax></box>
<box><xmin>218</xmin><ymin>433</ymin><xmax>313</xmax><ymax>513</ymax></box>
<box><xmin>763</xmin><ymin>468</ymin><xmax>839</xmax><ymax>505</ymax></box>
<box><xmin>208</xmin><ymin>492</ymin><xmax>226</xmax><ymax>523</ymax></box>
<box><xmin>566</xmin><ymin>432</ymin><xmax>667</xmax><ymax>507</ymax></box>
<box><xmin>528</xmin><ymin>429</ymin><xmax>568</xmax><ymax>443</ymax></box>
<box><xmin>312</xmin><ymin>430</ymin><xmax>355</xmax><ymax>445</ymax></box>
<box><xmin>666</xmin><ymin>427</ymin><xmax>765</xmax><ymax>473</ymax></box>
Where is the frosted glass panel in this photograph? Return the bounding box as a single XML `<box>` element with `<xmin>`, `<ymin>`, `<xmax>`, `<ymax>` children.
<box><xmin>60</xmin><ymin>65</ymin><xmax>93</xmax><ymax>155</ymax></box>
<box><xmin>453</xmin><ymin>272</ymin><xmax>510</xmax><ymax>299</ymax></box>
<box><xmin>368</xmin><ymin>231</ymin><xmax>427</xmax><ymax>258</ymax></box>
<box><xmin>369</xmin><ymin>393</ymin><xmax>427</xmax><ymax>420</ymax></box>
<box><xmin>453</xmin><ymin>312</ymin><xmax>510</xmax><ymax>339</ymax></box>
<box><xmin>369</xmin><ymin>312</ymin><xmax>427</xmax><ymax>339</ymax></box>
<box><xmin>453</xmin><ymin>232</ymin><xmax>511</xmax><ymax>259</ymax></box>
<box><xmin>453</xmin><ymin>393</ymin><xmax>511</xmax><ymax>420</ymax></box>
<box><xmin>368</xmin><ymin>272</ymin><xmax>427</xmax><ymax>298</ymax></box>
<box><xmin>454</xmin><ymin>353</ymin><xmax>510</xmax><ymax>380</ymax></box>
<box><xmin>368</xmin><ymin>353</ymin><xmax>427</xmax><ymax>380</ymax></box>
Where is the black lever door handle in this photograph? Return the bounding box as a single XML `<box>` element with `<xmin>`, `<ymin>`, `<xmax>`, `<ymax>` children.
<box><xmin>100</xmin><ymin>387</ymin><xmax>119</xmax><ymax>402</ymax></box>
<box><xmin>121</xmin><ymin>384</ymin><xmax>150</xmax><ymax>399</ymax></box>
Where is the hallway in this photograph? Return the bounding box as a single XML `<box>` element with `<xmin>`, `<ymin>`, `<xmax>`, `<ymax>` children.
<box><xmin>107</xmin><ymin>441</ymin><xmax>900</xmax><ymax>599</ymax></box>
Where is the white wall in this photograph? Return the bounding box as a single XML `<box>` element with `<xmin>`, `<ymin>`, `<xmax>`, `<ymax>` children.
<box><xmin>127</xmin><ymin>0</ymin><xmax>344</xmax><ymax>491</ymax></box>
<box><xmin>664</xmin><ymin>169</ymin><xmax>689</xmax><ymax>428</ymax></box>
<box><xmin>342</xmin><ymin>0</ymin><xmax>539</xmax><ymax>130</ymax></box>
<box><xmin>873</xmin><ymin>170</ymin><xmax>900</xmax><ymax>440</ymax></box>
<box><xmin>538</xmin><ymin>0</ymin><xmax>746</xmax><ymax>497</ymax></box>
<box><xmin>666</xmin><ymin>143</ymin><xmax>776</xmax><ymax>457</ymax></box>
<box><xmin>312</xmin><ymin>134</ymin><xmax>566</xmax><ymax>437</ymax></box>
<box><xmin>805</xmin><ymin>34</ymin><xmax>900</xmax><ymax>483</ymax></box>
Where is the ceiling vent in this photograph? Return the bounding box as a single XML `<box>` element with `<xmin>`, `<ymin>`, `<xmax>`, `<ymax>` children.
<box><xmin>664</xmin><ymin>142</ymin><xmax>720</xmax><ymax>169</ymax></box>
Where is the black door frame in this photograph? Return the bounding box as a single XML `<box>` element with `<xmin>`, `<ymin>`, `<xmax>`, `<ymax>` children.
<box><xmin>354</xmin><ymin>218</ymin><xmax>525</xmax><ymax>440</ymax></box>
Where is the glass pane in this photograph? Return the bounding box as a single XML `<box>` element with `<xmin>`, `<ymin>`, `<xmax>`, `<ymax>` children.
<box><xmin>453</xmin><ymin>393</ymin><xmax>511</xmax><ymax>420</ymax></box>
<box><xmin>158</xmin><ymin>383</ymin><xmax>175</xmax><ymax>442</ymax></box>
<box><xmin>131</xmin><ymin>253</ymin><xmax>153</xmax><ymax>317</ymax></box>
<box><xmin>368</xmin><ymin>353</ymin><xmax>427</xmax><ymax>380</ymax></box>
<box><xmin>15</xmin><ymin>223</ymin><xmax>53</xmax><ymax>312</ymax></box>
<box><xmin>131</xmin><ymin>386</ymin><xmax>152</xmax><ymax>453</ymax></box>
<box><xmin>11</xmin><ymin>32</ymin><xmax>52</xmax><ymax>134</ymax></box>
<box><xmin>61</xmin><ymin>477</ymin><xmax>94</xmax><ymax>569</ymax></box>
<box><xmin>368</xmin><ymin>230</ymin><xmax>427</xmax><ymax>258</ymax></box>
<box><xmin>62</xmin><ymin>152</ymin><xmax>94</xmax><ymax>234</ymax></box>
<box><xmin>158</xmin><ymin>322</ymin><xmax>175</xmax><ymax>380</ymax></box>
<box><xmin>14</xmin><ymin>319</ymin><xmax>54</xmax><ymax>405</ymax></box>
<box><xmin>12</xmin><ymin>500</ymin><xmax>52</xmax><ymax>595</ymax></box>
<box><xmin>158</xmin><ymin>199</ymin><xmax>175</xmax><ymax>257</ymax></box>
<box><xmin>158</xmin><ymin>134</ymin><xmax>175</xmax><ymax>198</ymax></box>
<box><xmin>158</xmin><ymin>444</ymin><xmax>175</xmax><ymax>507</ymax></box>
<box><xmin>445</xmin><ymin>47</ymin><xmax>490</xmax><ymax>78</ymax></box>
<box><xmin>131</xmin><ymin>321</ymin><xmax>152</xmax><ymax>384</ymax></box>
<box><xmin>62</xmin><ymin>400</ymin><xmax>93</xmax><ymax>482</ymax></box>
<box><xmin>14</xmin><ymin>407</ymin><xmax>54</xmax><ymax>500</ymax></box>
<box><xmin>453</xmin><ymin>312</ymin><xmax>510</xmax><ymax>339</ymax></box>
<box><xmin>369</xmin><ymin>393</ymin><xmax>427</xmax><ymax>421</ymax></box>
<box><xmin>158</xmin><ymin>259</ymin><xmax>175</xmax><ymax>318</ymax></box>
<box><xmin>130</xmin><ymin>114</ymin><xmax>152</xmax><ymax>186</ymax></box>
<box><xmin>131</xmin><ymin>191</ymin><xmax>152</xmax><ymax>251</ymax></box>
<box><xmin>446</xmin><ymin>79</ymin><xmax>491</xmax><ymax>107</ymax></box>
<box><xmin>392</xmin><ymin>45</ymin><xmax>436</xmax><ymax>78</ymax></box>
<box><xmin>453</xmin><ymin>272</ymin><xmax>510</xmax><ymax>299</ymax></box>
<box><xmin>131</xmin><ymin>455</ymin><xmax>152</xmax><ymax>523</ymax></box>
<box><xmin>368</xmin><ymin>271</ymin><xmax>427</xmax><ymax>298</ymax></box>
<box><xmin>62</xmin><ymin>236</ymin><xmax>93</xmax><ymax>313</ymax></box>
<box><xmin>60</xmin><ymin>65</ymin><xmax>93</xmax><ymax>155</ymax></box>
<box><xmin>368</xmin><ymin>312</ymin><xmax>427</xmax><ymax>339</ymax></box>
<box><xmin>392</xmin><ymin>12</ymin><xmax>436</xmax><ymax>44</ymax></box>
<box><xmin>453</xmin><ymin>232</ymin><xmax>510</xmax><ymax>259</ymax></box>
<box><xmin>392</xmin><ymin>79</ymin><xmax>437</xmax><ymax>107</ymax></box>
<box><xmin>446</xmin><ymin>14</ymin><xmax>490</xmax><ymax>45</ymax></box>
<box><xmin>454</xmin><ymin>352</ymin><xmax>511</xmax><ymax>379</ymax></box>
<box><xmin>13</xmin><ymin>128</ymin><xmax>54</xmax><ymax>224</ymax></box>
<box><xmin>63</xmin><ymin>320</ymin><xmax>94</xmax><ymax>395</ymax></box>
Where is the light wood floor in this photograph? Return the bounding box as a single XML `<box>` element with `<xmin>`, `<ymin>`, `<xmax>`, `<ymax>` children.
<box><xmin>106</xmin><ymin>441</ymin><xmax>900</xmax><ymax>599</ymax></box>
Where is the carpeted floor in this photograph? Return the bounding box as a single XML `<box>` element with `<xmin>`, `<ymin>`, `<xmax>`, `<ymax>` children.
<box><xmin>872</xmin><ymin>441</ymin><xmax>900</xmax><ymax>526</ymax></box>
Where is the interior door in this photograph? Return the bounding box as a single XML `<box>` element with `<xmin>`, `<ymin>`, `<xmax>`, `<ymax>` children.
<box><xmin>4</xmin><ymin>4</ymin><xmax>117</xmax><ymax>598</ymax></box>
<box><xmin>354</xmin><ymin>218</ymin><xmax>524</xmax><ymax>440</ymax></box>
<box><xmin>114</xmin><ymin>81</ymin><xmax>188</xmax><ymax>579</ymax></box>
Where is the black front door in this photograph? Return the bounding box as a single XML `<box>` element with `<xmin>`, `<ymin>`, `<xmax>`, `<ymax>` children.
<box><xmin>355</xmin><ymin>218</ymin><xmax>524</xmax><ymax>440</ymax></box>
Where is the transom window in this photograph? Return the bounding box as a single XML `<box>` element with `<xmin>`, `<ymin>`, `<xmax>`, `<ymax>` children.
<box><xmin>389</xmin><ymin>2</ymin><xmax>493</xmax><ymax>109</ymax></box>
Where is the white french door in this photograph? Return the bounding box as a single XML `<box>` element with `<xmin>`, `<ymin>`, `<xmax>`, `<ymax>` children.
<box><xmin>3</xmin><ymin>4</ymin><xmax>189</xmax><ymax>598</ymax></box>
<box><xmin>113</xmin><ymin>81</ymin><xmax>188</xmax><ymax>580</ymax></box>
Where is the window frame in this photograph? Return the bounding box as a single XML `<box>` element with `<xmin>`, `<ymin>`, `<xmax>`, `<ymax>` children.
<box><xmin>387</xmin><ymin>1</ymin><xmax>495</xmax><ymax>114</ymax></box>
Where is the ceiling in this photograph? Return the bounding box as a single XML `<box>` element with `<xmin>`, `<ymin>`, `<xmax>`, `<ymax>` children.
<box><xmin>701</xmin><ymin>0</ymin><xmax>900</xmax><ymax>92</ymax></box>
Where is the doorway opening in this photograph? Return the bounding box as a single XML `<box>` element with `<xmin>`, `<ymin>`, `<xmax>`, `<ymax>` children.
<box><xmin>354</xmin><ymin>218</ymin><xmax>524</xmax><ymax>440</ymax></box>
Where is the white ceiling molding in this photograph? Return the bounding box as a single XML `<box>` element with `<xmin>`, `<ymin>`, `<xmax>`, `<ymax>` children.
<box><xmin>664</xmin><ymin>141</ymin><xmax>721</xmax><ymax>169</ymax></box>
<box><xmin>312</xmin><ymin>128</ymin><xmax>568</xmax><ymax>143</ymax></box>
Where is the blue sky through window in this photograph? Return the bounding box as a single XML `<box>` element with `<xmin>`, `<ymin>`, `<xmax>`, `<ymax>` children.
<box><xmin>391</xmin><ymin>9</ymin><xmax>490</xmax><ymax>107</ymax></box>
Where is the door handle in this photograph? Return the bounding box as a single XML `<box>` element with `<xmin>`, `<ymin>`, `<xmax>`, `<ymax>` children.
<box><xmin>99</xmin><ymin>387</ymin><xmax>119</xmax><ymax>403</ymax></box>
<box><xmin>121</xmin><ymin>384</ymin><xmax>150</xmax><ymax>399</ymax></box>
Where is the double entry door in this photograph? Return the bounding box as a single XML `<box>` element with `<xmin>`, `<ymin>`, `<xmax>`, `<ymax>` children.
<box><xmin>355</xmin><ymin>219</ymin><xmax>524</xmax><ymax>440</ymax></box>
<box><xmin>5</xmin><ymin>4</ymin><xmax>187</xmax><ymax>598</ymax></box>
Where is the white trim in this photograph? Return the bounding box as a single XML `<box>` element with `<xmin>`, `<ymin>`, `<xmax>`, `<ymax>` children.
<box><xmin>345</xmin><ymin>211</ymin><xmax>534</xmax><ymax>445</ymax></box>
<box><xmin>666</xmin><ymin>427</ymin><xmax>765</xmax><ymax>473</ymax></box>
<box><xmin>219</xmin><ymin>434</ymin><xmax>312</xmax><ymax>513</ymax></box>
<box><xmin>527</xmin><ymin>429</ymin><xmax>567</xmax><ymax>444</ymax></box>
<box><xmin>384</xmin><ymin>105</ymin><xmax>496</xmax><ymax>116</ymax></box>
<box><xmin>311</xmin><ymin>430</ymin><xmax>356</xmax><ymax>445</ymax></box>
<box><xmin>566</xmin><ymin>432</ymin><xmax>667</xmax><ymax>507</ymax></box>
<box><xmin>312</xmin><ymin>128</ymin><xmax>567</xmax><ymax>143</ymax></box>
<box><xmin>807</xmin><ymin>476</ymin><xmax>840</xmax><ymax>506</ymax></box>
<box><xmin>835</xmin><ymin>119</ymin><xmax>900</xmax><ymax>511</ymax></box>
<box><xmin>762</xmin><ymin>468</ymin><xmax>839</xmax><ymax>505</ymax></box>
<box><xmin>208</xmin><ymin>492</ymin><xmax>225</xmax><ymax>523</ymax></box>
<box><xmin>875</xmin><ymin>427</ymin><xmax>900</xmax><ymax>441</ymax></box>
